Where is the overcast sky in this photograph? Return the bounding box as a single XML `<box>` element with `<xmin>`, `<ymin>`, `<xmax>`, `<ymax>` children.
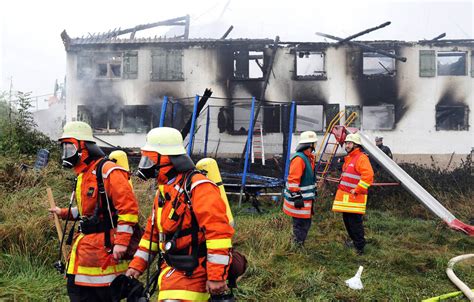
<box><xmin>0</xmin><ymin>0</ymin><xmax>472</xmax><ymax>108</ymax></box>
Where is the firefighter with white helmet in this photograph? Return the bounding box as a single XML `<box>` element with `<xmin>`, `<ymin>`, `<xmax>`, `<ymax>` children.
<box><xmin>283</xmin><ymin>131</ymin><xmax>318</xmax><ymax>247</ymax></box>
<box><xmin>49</xmin><ymin>121</ymin><xmax>139</xmax><ymax>300</ymax></box>
<box><xmin>127</xmin><ymin>127</ymin><xmax>235</xmax><ymax>300</ymax></box>
<box><xmin>332</xmin><ymin>132</ymin><xmax>374</xmax><ymax>255</ymax></box>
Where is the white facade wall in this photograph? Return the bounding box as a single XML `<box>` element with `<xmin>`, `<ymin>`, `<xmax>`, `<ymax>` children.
<box><xmin>65</xmin><ymin>41</ymin><xmax>473</xmax><ymax>159</ymax></box>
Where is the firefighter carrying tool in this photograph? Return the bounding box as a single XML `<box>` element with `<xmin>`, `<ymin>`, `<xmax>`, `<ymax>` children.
<box><xmin>49</xmin><ymin>121</ymin><xmax>139</xmax><ymax>301</ymax></box>
<box><xmin>126</xmin><ymin>127</ymin><xmax>235</xmax><ymax>301</ymax></box>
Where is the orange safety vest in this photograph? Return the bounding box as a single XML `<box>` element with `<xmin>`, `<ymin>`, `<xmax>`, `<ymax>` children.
<box><xmin>63</xmin><ymin>159</ymin><xmax>139</xmax><ymax>287</ymax></box>
<box><xmin>332</xmin><ymin>149</ymin><xmax>373</xmax><ymax>215</ymax></box>
<box><xmin>283</xmin><ymin>151</ymin><xmax>316</xmax><ymax>219</ymax></box>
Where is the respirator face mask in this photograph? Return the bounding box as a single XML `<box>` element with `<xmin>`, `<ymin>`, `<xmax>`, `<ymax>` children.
<box><xmin>61</xmin><ymin>142</ymin><xmax>80</xmax><ymax>169</ymax></box>
<box><xmin>136</xmin><ymin>156</ymin><xmax>158</xmax><ymax>180</ymax></box>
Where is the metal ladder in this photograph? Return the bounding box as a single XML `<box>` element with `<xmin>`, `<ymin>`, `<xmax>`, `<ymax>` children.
<box><xmin>314</xmin><ymin>110</ymin><xmax>358</xmax><ymax>186</ymax></box>
<box><xmin>251</xmin><ymin>122</ymin><xmax>265</xmax><ymax>165</ymax></box>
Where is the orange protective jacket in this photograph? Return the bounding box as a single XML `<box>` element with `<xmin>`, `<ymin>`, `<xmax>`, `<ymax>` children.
<box><xmin>60</xmin><ymin>159</ymin><xmax>139</xmax><ymax>287</ymax></box>
<box><xmin>282</xmin><ymin>149</ymin><xmax>316</xmax><ymax>219</ymax></box>
<box><xmin>129</xmin><ymin>172</ymin><xmax>234</xmax><ymax>282</ymax></box>
<box><xmin>332</xmin><ymin>148</ymin><xmax>374</xmax><ymax>214</ymax></box>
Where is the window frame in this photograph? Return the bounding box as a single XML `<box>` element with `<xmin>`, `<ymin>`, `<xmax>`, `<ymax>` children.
<box><xmin>294</xmin><ymin>50</ymin><xmax>327</xmax><ymax>81</ymax></box>
<box><xmin>362</xmin><ymin>51</ymin><xmax>396</xmax><ymax>77</ymax></box>
<box><xmin>232</xmin><ymin>47</ymin><xmax>266</xmax><ymax>81</ymax></box>
<box><xmin>361</xmin><ymin>105</ymin><xmax>395</xmax><ymax>130</ymax></box>
<box><xmin>435</xmin><ymin>104</ymin><xmax>470</xmax><ymax>131</ymax></box>
<box><xmin>437</xmin><ymin>51</ymin><xmax>467</xmax><ymax>76</ymax></box>
<box><xmin>151</xmin><ymin>49</ymin><xmax>184</xmax><ymax>81</ymax></box>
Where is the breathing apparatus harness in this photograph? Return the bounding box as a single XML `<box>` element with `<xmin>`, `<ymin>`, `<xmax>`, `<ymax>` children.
<box><xmin>54</xmin><ymin>157</ymin><xmax>129</xmax><ymax>275</ymax></box>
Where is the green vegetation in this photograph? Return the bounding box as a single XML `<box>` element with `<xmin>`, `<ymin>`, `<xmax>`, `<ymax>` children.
<box><xmin>0</xmin><ymin>92</ymin><xmax>56</xmax><ymax>157</ymax></box>
<box><xmin>0</xmin><ymin>155</ymin><xmax>472</xmax><ymax>301</ymax></box>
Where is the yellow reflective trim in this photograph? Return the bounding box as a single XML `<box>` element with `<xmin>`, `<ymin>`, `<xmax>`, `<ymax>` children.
<box><xmin>118</xmin><ymin>214</ymin><xmax>138</xmax><ymax>223</ymax></box>
<box><xmin>158</xmin><ymin>290</ymin><xmax>210</xmax><ymax>301</ymax></box>
<box><xmin>158</xmin><ymin>266</ymin><xmax>172</xmax><ymax>289</ymax></box>
<box><xmin>334</xmin><ymin>202</ymin><xmax>365</xmax><ymax>209</ymax></box>
<box><xmin>156</xmin><ymin>193</ymin><xmax>166</xmax><ymax>251</ymax></box>
<box><xmin>332</xmin><ymin>205</ymin><xmax>366</xmax><ymax>214</ymax></box>
<box><xmin>168</xmin><ymin>208</ymin><xmax>175</xmax><ymax>219</ymax></box>
<box><xmin>343</xmin><ymin>194</ymin><xmax>349</xmax><ymax>203</ymax></box>
<box><xmin>77</xmin><ymin>261</ymin><xmax>129</xmax><ymax>275</ymax></box>
<box><xmin>358</xmin><ymin>180</ymin><xmax>370</xmax><ymax>188</ymax></box>
<box><xmin>76</xmin><ymin>174</ymin><xmax>83</xmax><ymax>215</ymax></box>
<box><xmin>206</xmin><ymin>238</ymin><xmax>232</xmax><ymax>249</ymax></box>
<box><xmin>139</xmin><ymin>239</ymin><xmax>159</xmax><ymax>252</ymax></box>
<box><xmin>67</xmin><ymin>233</ymin><xmax>84</xmax><ymax>274</ymax></box>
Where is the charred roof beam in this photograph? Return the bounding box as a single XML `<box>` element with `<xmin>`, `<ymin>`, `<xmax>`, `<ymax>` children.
<box><xmin>316</xmin><ymin>32</ymin><xmax>407</xmax><ymax>62</ymax></box>
<box><xmin>336</xmin><ymin>21</ymin><xmax>391</xmax><ymax>44</ymax></box>
<box><xmin>92</xmin><ymin>15</ymin><xmax>191</xmax><ymax>40</ymax></box>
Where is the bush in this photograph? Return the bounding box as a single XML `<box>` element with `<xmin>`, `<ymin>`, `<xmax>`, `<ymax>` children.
<box><xmin>0</xmin><ymin>91</ymin><xmax>57</xmax><ymax>157</ymax></box>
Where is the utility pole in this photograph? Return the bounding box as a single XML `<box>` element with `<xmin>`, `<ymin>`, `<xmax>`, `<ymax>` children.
<box><xmin>8</xmin><ymin>77</ymin><xmax>13</xmax><ymax>141</ymax></box>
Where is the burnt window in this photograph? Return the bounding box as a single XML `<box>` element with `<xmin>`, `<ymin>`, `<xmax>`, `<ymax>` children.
<box><xmin>232</xmin><ymin>106</ymin><xmax>263</xmax><ymax>134</ymax></box>
<box><xmin>123</xmin><ymin>51</ymin><xmax>138</xmax><ymax>79</ymax></box>
<box><xmin>435</xmin><ymin>105</ymin><xmax>469</xmax><ymax>131</ymax></box>
<box><xmin>95</xmin><ymin>53</ymin><xmax>122</xmax><ymax>79</ymax></box>
<box><xmin>77</xmin><ymin>55</ymin><xmax>93</xmax><ymax>79</ymax></box>
<box><xmin>437</xmin><ymin>52</ymin><xmax>467</xmax><ymax>76</ymax></box>
<box><xmin>77</xmin><ymin>105</ymin><xmax>92</xmax><ymax>125</ymax></box>
<box><xmin>324</xmin><ymin>104</ymin><xmax>340</xmax><ymax>129</ymax></box>
<box><xmin>82</xmin><ymin>106</ymin><xmax>121</xmax><ymax>133</ymax></box>
<box><xmin>123</xmin><ymin>105</ymin><xmax>151</xmax><ymax>133</ymax></box>
<box><xmin>233</xmin><ymin>49</ymin><xmax>265</xmax><ymax>80</ymax></box>
<box><xmin>363</xmin><ymin>52</ymin><xmax>396</xmax><ymax>76</ymax></box>
<box><xmin>296</xmin><ymin>105</ymin><xmax>324</xmax><ymax>132</ymax></box>
<box><xmin>295</xmin><ymin>51</ymin><xmax>326</xmax><ymax>80</ymax></box>
<box><xmin>362</xmin><ymin>105</ymin><xmax>395</xmax><ymax>130</ymax></box>
<box><xmin>263</xmin><ymin>105</ymin><xmax>281</xmax><ymax>133</ymax></box>
<box><xmin>345</xmin><ymin>105</ymin><xmax>362</xmax><ymax>129</ymax></box>
<box><xmin>151</xmin><ymin>49</ymin><xmax>184</xmax><ymax>81</ymax></box>
<box><xmin>419</xmin><ymin>50</ymin><xmax>436</xmax><ymax>77</ymax></box>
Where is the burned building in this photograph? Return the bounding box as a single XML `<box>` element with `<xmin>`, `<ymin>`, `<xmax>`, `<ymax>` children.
<box><xmin>61</xmin><ymin>19</ymin><xmax>473</xmax><ymax>164</ymax></box>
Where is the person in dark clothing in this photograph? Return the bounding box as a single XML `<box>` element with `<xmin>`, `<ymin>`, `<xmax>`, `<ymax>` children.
<box><xmin>217</xmin><ymin>107</ymin><xmax>231</xmax><ymax>133</ymax></box>
<box><xmin>375</xmin><ymin>136</ymin><xmax>392</xmax><ymax>159</ymax></box>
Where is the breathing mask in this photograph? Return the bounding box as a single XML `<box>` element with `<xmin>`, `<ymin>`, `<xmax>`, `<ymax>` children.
<box><xmin>136</xmin><ymin>154</ymin><xmax>172</xmax><ymax>181</ymax></box>
<box><xmin>61</xmin><ymin>142</ymin><xmax>81</xmax><ymax>169</ymax></box>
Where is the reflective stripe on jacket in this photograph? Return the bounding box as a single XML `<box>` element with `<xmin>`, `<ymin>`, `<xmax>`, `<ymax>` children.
<box><xmin>65</xmin><ymin>159</ymin><xmax>139</xmax><ymax>286</ymax></box>
<box><xmin>283</xmin><ymin>150</ymin><xmax>316</xmax><ymax>219</ymax></box>
<box><xmin>332</xmin><ymin>148</ymin><xmax>374</xmax><ymax>214</ymax></box>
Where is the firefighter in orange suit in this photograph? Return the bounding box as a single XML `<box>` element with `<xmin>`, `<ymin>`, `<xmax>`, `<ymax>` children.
<box><xmin>126</xmin><ymin>127</ymin><xmax>234</xmax><ymax>301</ymax></box>
<box><xmin>332</xmin><ymin>132</ymin><xmax>374</xmax><ymax>255</ymax></box>
<box><xmin>283</xmin><ymin>131</ymin><xmax>318</xmax><ymax>246</ymax></box>
<box><xmin>49</xmin><ymin>121</ymin><xmax>139</xmax><ymax>301</ymax></box>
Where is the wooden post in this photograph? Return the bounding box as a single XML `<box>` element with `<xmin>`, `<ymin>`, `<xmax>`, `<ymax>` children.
<box><xmin>46</xmin><ymin>188</ymin><xmax>68</xmax><ymax>260</ymax></box>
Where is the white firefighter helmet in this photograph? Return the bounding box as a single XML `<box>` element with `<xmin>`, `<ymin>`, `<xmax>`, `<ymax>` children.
<box><xmin>141</xmin><ymin>127</ymin><xmax>187</xmax><ymax>155</ymax></box>
<box><xmin>59</xmin><ymin>121</ymin><xmax>95</xmax><ymax>142</ymax></box>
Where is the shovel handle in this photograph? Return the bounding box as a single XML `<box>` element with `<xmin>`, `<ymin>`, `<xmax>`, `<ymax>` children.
<box><xmin>47</xmin><ymin>188</ymin><xmax>63</xmax><ymax>240</ymax></box>
<box><xmin>47</xmin><ymin>188</ymin><xmax>68</xmax><ymax>260</ymax></box>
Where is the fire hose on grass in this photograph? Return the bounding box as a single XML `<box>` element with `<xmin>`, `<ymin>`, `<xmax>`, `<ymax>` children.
<box><xmin>423</xmin><ymin>254</ymin><xmax>474</xmax><ymax>301</ymax></box>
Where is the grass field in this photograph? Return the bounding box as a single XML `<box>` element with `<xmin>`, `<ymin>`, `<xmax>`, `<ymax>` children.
<box><xmin>0</xmin><ymin>155</ymin><xmax>472</xmax><ymax>301</ymax></box>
